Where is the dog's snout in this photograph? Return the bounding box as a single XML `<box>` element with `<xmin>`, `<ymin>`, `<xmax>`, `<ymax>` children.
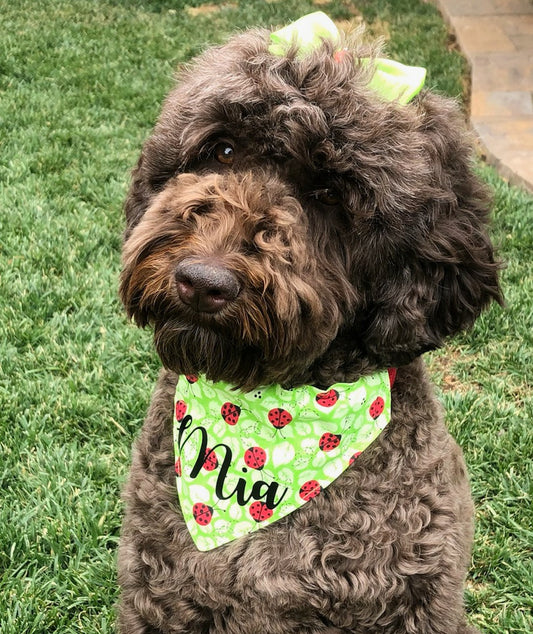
<box><xmin>175</xmin><ymin>259</ymin><xmax>240</xmax><ymax>313</ymax></box>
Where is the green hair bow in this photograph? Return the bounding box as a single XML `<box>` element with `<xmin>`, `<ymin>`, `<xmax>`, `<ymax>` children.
<box><xmin>268</xmin><ymin>11</ymin><xmax>426</xmax><ymax>105</ymax></box>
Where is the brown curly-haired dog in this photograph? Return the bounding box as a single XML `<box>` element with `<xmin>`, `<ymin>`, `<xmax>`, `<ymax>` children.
<box><xmin>118</xmin><ymin>25</ymin><xmax>502</xmax><ymax>634</ymax></box>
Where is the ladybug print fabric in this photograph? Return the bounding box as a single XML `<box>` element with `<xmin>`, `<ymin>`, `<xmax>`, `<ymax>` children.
<box><xmin>173</xmin><ymin>370</ymin><xmax>392</xmax><ymax>551</ymax></box>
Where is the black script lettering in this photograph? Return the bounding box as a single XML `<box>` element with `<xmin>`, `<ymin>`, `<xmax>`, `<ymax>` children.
<box><xmin>216</xmin><ymin>466</ymin><xmax>289</xmax><ymax>509</ymax></box>
<box><xmin>215</xmin><ymin>453</ymin><xmax>252</xmax><ymax>505</ymax></box>
<box><xmin>176</xmin><ymin>415</ymin><xmax>209</xmax><ymax>478</ymax></box>
<box><xmin>177</xmin><ymin>416</ymin><xmax>289</xmax><ymax>510</ymax></box>
<box><xmin>251</xmin><ymin>480</ymin><xmax>289</xmax><ymax>509</ymax></box>
<box><xmin>177</xmin><ymin>416</ymin><xmax>233</xmax><ymax>480</ymax></box>
<box><xmin>176</xmin><ymin>415</ymin><xmax>197</xmax><ymax>451</ymax></box>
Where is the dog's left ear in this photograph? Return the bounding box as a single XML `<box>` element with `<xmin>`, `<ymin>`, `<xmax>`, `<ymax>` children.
<box><xmin>361</xmin><ymin>92</ymin><xmax>503</xmax><ymax>366</ymax></box>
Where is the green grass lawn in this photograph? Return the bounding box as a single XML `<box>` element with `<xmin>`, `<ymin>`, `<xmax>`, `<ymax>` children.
<box><xmin>0</xmin><ymin>0</ymin><xmax>531</xmax><ymax>632</ymax></box>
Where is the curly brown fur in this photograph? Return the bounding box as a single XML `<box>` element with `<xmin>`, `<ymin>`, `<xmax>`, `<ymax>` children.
<box><xmin>118</xmin><ymin>28</ymin><xmax>502</xmax><ymax>634</ymax></box>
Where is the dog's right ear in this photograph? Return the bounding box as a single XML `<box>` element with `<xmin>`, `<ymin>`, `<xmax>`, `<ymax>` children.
<box><xmin>358</xmin><ymin>93</ymin><xmax>503</xmax><ymax>367</ymax></box>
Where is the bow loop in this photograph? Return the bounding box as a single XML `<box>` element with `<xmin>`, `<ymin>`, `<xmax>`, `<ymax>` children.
<box><xmin>269</xmin><ymin>11</ymin><xmax>426</xmax><ymax>104</ymax></box>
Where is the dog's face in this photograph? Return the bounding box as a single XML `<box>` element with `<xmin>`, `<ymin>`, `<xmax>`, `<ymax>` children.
<box><xmin>120</xmin><ymin>32</ymin><xmax>502</xmax><ymax>389</ymax></box>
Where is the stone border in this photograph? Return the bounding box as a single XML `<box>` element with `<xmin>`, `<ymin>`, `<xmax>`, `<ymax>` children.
<box><xmin>431</xmin><ymin>0</ymin><xmax>533</xmax><ymax>193</ymax></box>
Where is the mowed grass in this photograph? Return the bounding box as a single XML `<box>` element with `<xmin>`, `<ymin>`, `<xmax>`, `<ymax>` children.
<box><xmin>0</xmin><ymin>0</ymin><xmax>531</xmax><ymax>632</ymax></box>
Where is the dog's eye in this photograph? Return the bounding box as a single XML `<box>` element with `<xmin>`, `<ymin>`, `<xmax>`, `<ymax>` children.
<box><xmin>214</xmin><ymin>142</ymin><xmax>235</xmax><ymax>165</ymax></box>
<box><xmin>314</xmin><ymin>189</ymin><xmax>341</xmax><ymax>206</ymax></box>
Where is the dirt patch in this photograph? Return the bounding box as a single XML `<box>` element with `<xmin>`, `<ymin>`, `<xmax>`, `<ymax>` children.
<box><xmin>426</xmin><ymin>349</ymin><xmax>481</xmax><ymax>394</ymax></box>
<box><xmin>186</xmin><ymin>3</ymin><xmax>237</xmax><ymax>17</ymax></box>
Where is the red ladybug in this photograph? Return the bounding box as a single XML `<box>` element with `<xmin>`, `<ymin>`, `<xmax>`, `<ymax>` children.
<box><xmin>249</xmin><ymin>501</ymin><xmax>273</xmax><ymax>522</ymax></box>
<box><xmin>221</xmin><ymin>402</ymin><xmax>241</xmax><ymax>425</ymax></box>
<box><xmin>299</xmin><ymin>480</ymin><xmax>322</xmax><ymax>501</ymax></box>
<box><xmin>203</xmin><ymin>448</ymin><xmax>218</xmax><ymax>471</ymax></box>
<box><xmin>349</xmin><ymin>451</ymin><xmax>362</xmax><ymax>465</ymax></box>
<box><xmin>192</xmin><ymin>502</ymin><xmax>213</xmax><ymax>526</ymax></box>
<box><xmin>185</xmin><ymin>375</ymin><xmax>198</xmax><ymax>383</ymax></box>
<box><xmin>319</xmin><ymin>432</ymin><xmax>342</xmax><ymax>452</ymax></box>
<box><xmin>175</xmin><ymin>457</ymin><xmax>182</xmax><ymax>476</ymax></box>
<box><xmin>268</xmin><ymin>408</ymin><xmax>293</xmax><ymax>429</ymax></box>
<box><xmin>315</xmin><ymin>389</ymin><xmax>339</xmax><ymax>408</ymax></box>
<box><xmin>244</xmin><ymin>447</ymin><xmax>267</xmax><ymax>470</ymax></box>
<box><xmin>369</xmin><ymin>396</ymin><xmax>385</xmax><ymax>419</ymax></box>
<box><xmin>175</xmin><ymin>400</ymin><xmax>187</xmax><ymax>422</ymax></box>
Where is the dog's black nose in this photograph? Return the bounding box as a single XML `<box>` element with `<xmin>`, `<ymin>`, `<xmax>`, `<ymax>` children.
<box><xmin>175</xmin><ymin>259</ymin><xmax>241</xmax><ymax>313</ymax></box>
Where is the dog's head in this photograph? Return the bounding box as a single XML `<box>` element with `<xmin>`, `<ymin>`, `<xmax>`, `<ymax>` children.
<box><xmin>120</xmin><ymin>28</ymin><xmax>502</xmax><ymax>389</ymax></box>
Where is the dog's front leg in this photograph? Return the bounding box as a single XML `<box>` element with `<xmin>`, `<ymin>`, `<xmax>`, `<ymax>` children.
<box><xmin>117</xmin><ymin>370</ymin><xmax>214</xmax><ymax>634</ymax></box>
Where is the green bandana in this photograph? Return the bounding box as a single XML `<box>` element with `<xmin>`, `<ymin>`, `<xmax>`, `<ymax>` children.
<box><xmin>268</xmin><ymin>11</ymin><xmax>426</xmax><ymax>105</ymax></box>
<box><xmin>173</xmin><ymin>370</ymin><xmax>393</xmax><ymax>551</ymax></box>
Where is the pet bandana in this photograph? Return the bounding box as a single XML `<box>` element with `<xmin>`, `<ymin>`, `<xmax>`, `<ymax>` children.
<box><xmin>269</xmin><ymin>11</ymin><xmax>427</xmax><ymax>105</ymax></box>
<box><xmin>173</xmin><ymin>370</ymin><xmax>394</xmax><ymax>551</ymax></box>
